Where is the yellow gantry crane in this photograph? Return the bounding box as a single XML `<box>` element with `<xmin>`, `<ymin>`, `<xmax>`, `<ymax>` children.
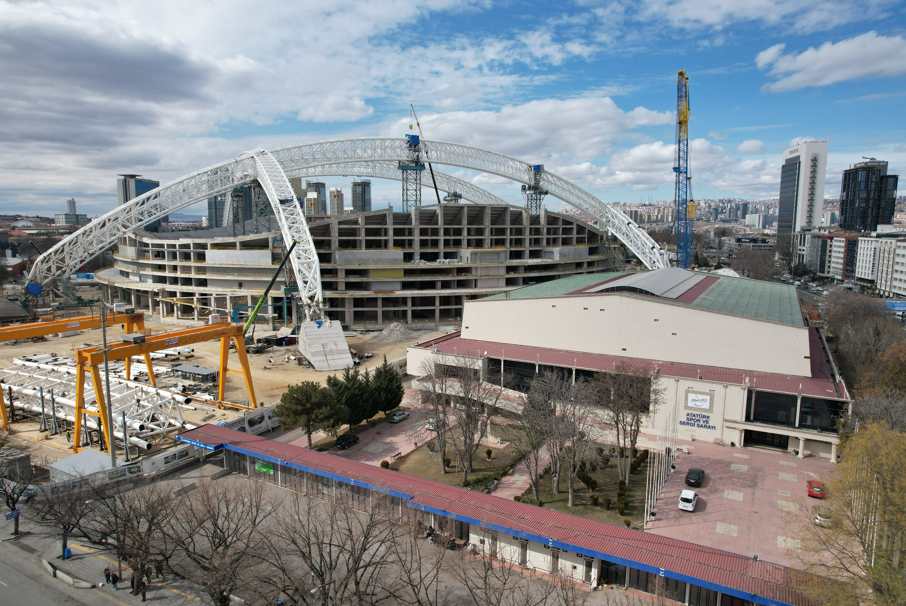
<box><xmin>0</xmin><ymin>312</ymin><xmax>152</xmax><ymax>430</ymax></box>
<box><xmin>71</xmin><ymin>320</ymin><xmax>258</xmax><ymax>454</ymax></box>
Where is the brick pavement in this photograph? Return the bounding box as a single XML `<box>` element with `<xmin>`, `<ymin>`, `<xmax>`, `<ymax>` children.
<box><xmin>643</xmin><ymin>440</ymin><xmax>836</xmax><ymax>567</ymax></box>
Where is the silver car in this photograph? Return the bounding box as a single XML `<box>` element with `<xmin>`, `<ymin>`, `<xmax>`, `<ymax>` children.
<box><xmin>387</xmin><ymin>410</ymin><xmax>410</xmax><ymax>423</ymax></box>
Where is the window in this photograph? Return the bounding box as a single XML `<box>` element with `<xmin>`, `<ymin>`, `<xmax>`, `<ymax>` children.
<box><xmin>751</xmin><ymin>391</ymin><xmax>797</xmax><ymax>427</ymax></box>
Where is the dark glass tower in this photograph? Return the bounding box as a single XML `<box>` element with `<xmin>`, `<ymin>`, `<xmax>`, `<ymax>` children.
<box><xmin>839</xmin><ymin>160</ymin><xmax>898</xmax><ymax>232</ymax></box>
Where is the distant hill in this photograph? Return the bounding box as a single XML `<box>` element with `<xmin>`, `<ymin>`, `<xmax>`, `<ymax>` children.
<box><xmin>168</xmin><ymin>213</ymin><xmax>204</xmax><ymax>222</ymax></box>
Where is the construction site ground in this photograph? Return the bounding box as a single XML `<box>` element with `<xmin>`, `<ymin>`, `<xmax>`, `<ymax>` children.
<box><xmin>0</xmin><ymin>308</ymin><xmax>444</xmax><ymax>465</ymax></box>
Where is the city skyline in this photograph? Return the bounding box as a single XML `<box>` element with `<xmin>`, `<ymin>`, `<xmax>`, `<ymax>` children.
<box><xmin>1</xmin><ymin>0</ymin><xmax>904</xmax><ymax>216</ymax></box>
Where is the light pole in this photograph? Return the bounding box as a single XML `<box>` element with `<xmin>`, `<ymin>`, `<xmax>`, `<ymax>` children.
<box><xmin>100</xmin><ymin>302</ymin><xmax>116</xmax><ymax>469</ymax></box>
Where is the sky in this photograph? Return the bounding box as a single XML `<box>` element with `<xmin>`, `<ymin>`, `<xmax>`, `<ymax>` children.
<box><xmin>1</xmin><ymin>0</ymin><xmax>905</xmax><ymax>217</ymax></box>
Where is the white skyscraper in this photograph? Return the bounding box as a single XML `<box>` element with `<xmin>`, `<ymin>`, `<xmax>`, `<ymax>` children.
<box><xmin>778</xmin><ymin>141</ymin><xmax>828</xmax><ymax>236</ymax></box>
<box><xmin>329</xmin><ymin>187</ymin><xmax>344</xmax><ymax>215</ymax></box>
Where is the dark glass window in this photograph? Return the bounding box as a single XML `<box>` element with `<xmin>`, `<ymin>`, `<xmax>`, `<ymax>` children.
<box><xmin>689</xmin><ymin>584</ymin><xmax>719</xmax><ymax>606</ymax></box>
<box><xmin>599</xmin><ymin>560</ymin><xmax>626</xmax><ymax>586</ymax></box>
<box><xmin>628</xmin><ymin>568</ymin><xmax>657</xmax><ymax>594</ymax></box>
<box><xmin>751</xmin><ymin>391</ymin><xmax>798</xmax><ymax>427</ymax></box>
<box><xmin>798</xmin><ymin>398</ymin><xmax>847</xmax><ymax>432</ymax></box>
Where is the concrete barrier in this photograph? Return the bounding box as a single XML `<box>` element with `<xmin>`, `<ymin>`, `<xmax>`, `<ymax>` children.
<box><xmin>42</xmin><ymin>557</ymin><xmax>94</xmax><ymax>588</ymax></box>
<box><xmin>174</xmin><ymin>481</ymin><xmax>197</xmax><ymax>496</ymax></box>
<box><xmin>41</xmin><ymin>559</ymin><xmax>56</xmax><ymax>577</ymax></box>
<box><xmin>209</xmin><ymin>468</ymin><xmax>232</xmax><ymax>480</ymax></box>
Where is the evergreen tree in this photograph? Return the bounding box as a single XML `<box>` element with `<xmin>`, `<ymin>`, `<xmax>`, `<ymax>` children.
<box><xmin>373</xmin><ymin>355</ymin><xmax>405</xmax><ymax>416</ymax></box>
<box><xmin>274</xmin><ymin>382</ymin><xmax>346</xmax><ymax>448</ymax></box>
<box><xmin>328</xmin><ymin>368</ymin><xmax>372</xmax><ymax>427</ymax></box>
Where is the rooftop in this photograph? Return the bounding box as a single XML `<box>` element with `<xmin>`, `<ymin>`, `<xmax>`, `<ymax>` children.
<box><xmin>484</xmin><ymin>268</ymin><xmax>804</xmax><ymax>327</ymax></box>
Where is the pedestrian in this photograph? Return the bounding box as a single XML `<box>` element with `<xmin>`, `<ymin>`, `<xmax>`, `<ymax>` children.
<box><xmin>130</xmin><ymin>576</ymin><xmax>135</xmax><ymax>592</ymax></box>
<box><xmin>139</xmin><ymin>581</ymin><xmax>147</xmax><ymax>602</ymax></box>
<box><xmin>146</xmin><ymin>567</ymin><xmax>153</xmax><ymax>585</ymax></box>
<box><xmin>154</xmin><ymin>560</ymin><xmax>164</xmax><ymax>580</ymax></box>
<box><xmin>111</xmin><ymin>572</ymin><xmax>119</xmax><ymax>591</ymax></box>
<box><xmin>104</xmin><ymin>566</ymin><xmax>111</xmax><ymax>584</ymax></box>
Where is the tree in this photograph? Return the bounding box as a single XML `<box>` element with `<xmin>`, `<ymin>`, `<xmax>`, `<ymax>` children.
<box><xmin>849</xmin><ymin>388</ymin><xmax>906</xmax><ymax>433</ymax></box>
<box><xmin>547</xmin><ymin>376</ymin><xmax>597</xmax><ymax>508</ymax></box>
<box><xmin>595</xmin><ymin>363</ymin><xmax>665</xmax><ymax>485</ymax></box>
<box><xmin>31</xmin><ymin>478</ymin><xmax>95</xmax><ymax>559</ymax></box>
<box><xmin>327</xmin><ymin>368</ymin><xmax>375</xmax><ymax>428</ymax></box>
<box><xmin>372</xmin><ymin>356</ymin><xmax>405</xmax><ymax>417</ymax></box>
<box><xmin>775</xmin><ymin>233</ymin><xmax>795</xmax><ymax>274</ymax></box>
<box><xmin>275</xmin><ymin>382</ymin><xmax>345</xmax><ymax>448</ymax></box>
<box><xmin>261</xmin><ymin>492</ymin><xmax>397</xmax><ymax>606</ymax></box>
<box><xmin>512</xmin><ymin>380</ymin><xmax>553</xmax><ymax>501</ymax></box>
<box><xmin>860</xmin><ymin>341</ymin><xmax>906</xmax><ymax>395</ymax></box>
<box><xmin>84</xmin><ymin>478</ymin><xmax>174</xmax><ymax>595</ymax></box>
<box><xmin>0</xmin><ymin>454</ymin><xmax>37</xmax><ymax>536</ymax></box>
<box><xmin>383</xmin><ymin>518</ymin><xmax>450</xmax><ymax>606</ymax></box>
<box><xmin>165</xmin><ymin>479</ymin><xmax>275</xmax><ymax>606</ymax></box>
<box><xmin>415</xmin><ymin>356</ymin><xmax>454</xmax><ymax>475</ymax></box>
<box><xmin>792</xmin><ymin>423</ymin><xmax>906</xmax><ymax>605</ymax></box>
<box><xmin>731</xmin><ymin>250</ymin><xmax>774</xmax><ymax>280</ymax></box>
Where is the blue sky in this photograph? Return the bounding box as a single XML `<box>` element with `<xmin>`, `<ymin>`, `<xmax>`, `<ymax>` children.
<box><xmin>1</xmin><ymin>0</ymin><xmax>905</xmax><ymax>216</ymax></box>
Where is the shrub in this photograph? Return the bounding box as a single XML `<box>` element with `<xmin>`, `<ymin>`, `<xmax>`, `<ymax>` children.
<box><xmin>380</xmin><ymin>460</ymin><xmax>390</xmax><ymax>469</ymax></box>
<box><xmin>538</xmin><ymin>500</ymin><xmax>543</xmax><ymax>507</ymax></box>
<box><xmin>630</xmin><ymin>461</ymin><xmax>640</xmax><ymax>474</ymax></box>
<box><xmin>444</xmin><ymin>457</ymin><xmax>451</xmax><ymax>468</ymax></box>
<box><xmin>618</xmin><ymin>495</ymin><xmax>629</xmax><ymax>506</ymax></box>
<box><xmin>618</xmin><ymin>480</ymin><xmax>626</xmax><ymax>489</ymax></box>
<box><xmin>602</xmin><ymin>497</ymin><xmax>611</xmax><ymax>510</ymax></box>
<box><xmin>588</xmin><ymin>479</ymin><xmax>598</xmax><ymax>492</ymax></box>
<box><xmin>624</xmin><ymin>518</ymin><xmax>632</xmax><ymax>528</ymax></box>
<box><xmin>486</xmin><ymin>448</ymin><xmax>493</xmax><ymax>460</ymax></box>
<box><xmin>521</xmin><ymin>496</ymin><xmax>539</xmax><ymax>506</ymax></box>
<box><xmin>618</xmin><ymin>503</ymin><xmax>626</xmax><ymax>515</ymax></box>
<box><xmin>601</xmin><ymin>455</ymin><xmax>611</xmax><ymax>467</ymax></box>
<box><xmin>590</xmin><ymin>494</ymin><xmax>599</xmax><ymax>507</ymax></box>
<box><xmin>631</xmin><ymin>448</ymin><xmax>638</xmax><ymax>459</ymax></box>
<box><xmin>579</xmin><ymin>460</ymin><xmax>587</xmax><ymax>472</ymax></box>
<box><xmin>588</xmin><ymin>461</ymin><xmax>598</xmax><ymax>472</ymax></box>
<box><xmin>617</xmin><ymin>487</ymin><xmax>626</xmax><ymax>497</ymax></box>
<box><xmin>513</xmin><ymin>495</ymin><xmax>522</xmax><ymax>502</ymax></box>
<box><xmin>596</xmin><ymin>447</ymin><xmax>605</xmax><ymax>458</ymax></box>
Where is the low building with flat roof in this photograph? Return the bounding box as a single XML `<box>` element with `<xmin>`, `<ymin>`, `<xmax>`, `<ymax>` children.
<box><xmin>408</xmin><ymin>268</ymin><xmax>850</xmax><ymax>461</ymax></box>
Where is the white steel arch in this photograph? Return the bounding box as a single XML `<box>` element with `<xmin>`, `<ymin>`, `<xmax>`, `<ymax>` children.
<box><xmin>28</xmin><ymin>137</ymin><xmax>667</xmax><ymax>295</ymax></box>
<box><xmin>222</xmin><ymin>160</ymin><xmax>508</xmax><ymax>227</ymax></box>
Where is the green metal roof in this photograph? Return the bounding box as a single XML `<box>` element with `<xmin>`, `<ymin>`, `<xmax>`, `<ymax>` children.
<box><xmin>484</xmin><ymin>272</ymin><xmax>629</xmax><ymax>300</ymax></box>
<box><xmin>482</xmin><ymin>270</ymin><xmax>803</xmax><ymax>326</ymax></box>
<box><xmin>686</xmin><ymin>274</ymin><xmax>803</xmax><ymax>326</ymax></box>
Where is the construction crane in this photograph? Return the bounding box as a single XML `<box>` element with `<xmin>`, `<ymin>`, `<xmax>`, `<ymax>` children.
<box><xmin>71</xmin><ymin>320</ymin><xmax>258</xmax><ymax>454</ymax></box>
<box><xmin>522</xmin><ymin>164</ymin><xmax>548</xmax><ymax>214</ymax></box>
<box><xmin>0</xmin><ymin>312</ymin><xmax>154</xmax><ymax>431</ymax></box>
<box><xmin>673</xmin><ymin>69</ymin><xmax>694</xmax><ymax>269</ymax></box>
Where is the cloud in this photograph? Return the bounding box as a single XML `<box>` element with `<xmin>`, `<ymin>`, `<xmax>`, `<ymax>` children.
<box><xmin>708</xmin><ymin>130</ymin><xmax>729</xmax><ymax>140</ymax></box>
<box><xmin>296</xmin><ymin>97</ymin><xmax>374</xmax><ymax>123</ymax></box>
<box><xmin>737</xmin><ymin>139</ymin><xmax>766</xmax><ymax>153</ymax></box>
<box><xmin>757</xmin><ymin>32</ymin><xmax>906</xmax><ymax>92</ymax></box>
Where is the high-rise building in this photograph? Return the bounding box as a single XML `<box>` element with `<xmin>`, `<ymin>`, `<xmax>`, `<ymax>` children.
<box><xmin>207</xmin><ymin>194</ymin><xmax>225</xmax><ymax>228</ymax></box>
<box><xmin>351</xmin><ymin>179</ymin><xmax>372</xmax><ymax>212</ymax></box>
<box><xmin>777</xmin><ymin>141</ymin><xmax>828</xmax><ymax>264</ymax></box>
<box><xmin>329</xmin><ymin>187</ymin><xmax>344</xmax><ymax>215</ymax></box>
<box><xmin>66</xmin><ymin>197</ymin><xmax>77</xmax><ymax>214</ymax></box>
<box><xmin>306</xmin><ymin>181</ymin><xmax>327</xmax><ymax>214</ymax></box>
<box><xmin>304</xmin><ymin>193</ymin><xmax>321</xmax><ymax>216</ymax></box>
<box><xmin>710</xmin><ymin>207</ymin><xmax>719</xmax><ymax>222</ymax></box>
<box><xmin>54</xmin><ymin>197</ymin><xmax>89</xmax><ymax>226</ymax></box>
<box><xmin>839</xmin><ymin>159</ymin><xmax>899</xmax><ymax>232</ymax></box>
<box><xmin>740</xmin><ymin>202</ymin><xmax>748</xmax><ymax>220</ymax></box>
<box><xmin>118</xmin><ymin>174</ymin><xmax>165</xmax><ymax>231</ymax></box>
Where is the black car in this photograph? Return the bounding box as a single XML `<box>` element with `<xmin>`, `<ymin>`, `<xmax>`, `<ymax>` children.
<box><xmin>335</xmin><ymin>434</ymin><xmax>360</xmax><ymax>450</ymax></box>
<box><xmin>685</xmin><ymin>468</ymin><xmax>705</xmax><ymax>487</ymax></box>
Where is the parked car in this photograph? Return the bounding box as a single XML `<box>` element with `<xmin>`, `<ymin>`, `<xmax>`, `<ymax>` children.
<box><xmin>807</xmin><ymin>480</ymin><xmax>826</xmax><ymax>499</ymax></box>
<box><xmin>424</xmin><ymin>418</ymin><xmax>443</xmax><ymax>432</ymax></box>
<box><xmin>813</xmin><ymin>505</ymin><xmax>832</xmax><ymax>527</ymax></box>
<box><xmin>678</xmin><ymin>489</ymin><xmax>698</xmax><ymax>512</ymax></box>
<box><xmin>685</xmin><ymin>468</ymin><xmax>705</xmax><ymax>487</ymax></box>
<box><xmin>335</xmin><ymin>434</ymin><xmax>360</xmax><ymax>450</ymax></box>
<box><xmin>387</xmin><ymin>410</ymin><xmax>410</xmax><ymax>423</ymax></box>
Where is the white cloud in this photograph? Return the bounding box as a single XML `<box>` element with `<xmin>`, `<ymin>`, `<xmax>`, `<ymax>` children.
<box><xmin>296</xmin><ymin>97</ymin><xmax>373</xmax><ymax>123</ymax></box>
<box><xmin>708</xmin><ymin>130</ymin><xmax>729</xmax><ymax>140</ymax></box>
<box><xmin>737</xmin><ymin>139</ymin><xmax>766</xmax><ymax>153</ymax></box>
<box><xmin>757</xmin><ymin>32</ymin><xmax>906</xmax><ymax>92</ymax></box>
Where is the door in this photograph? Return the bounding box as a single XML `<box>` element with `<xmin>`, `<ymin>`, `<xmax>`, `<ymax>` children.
<box><xmin>489</xmin><ymin>533</ymin><xmax>498</xmax><ymax>558</ymax></box>
<box><xmin>550</xmin><ymin>549</ymin><xmax>560</xmax><ymax>575</ymax></box>
<box><xmin>584</xmin><ymin>559</ymin><xmax>593</xmax><ymax>584</ymax></box>
<box><xmin>519</xmin><ymin>541</ymin><xmax>528</xmax><ymax>566</ymax></box>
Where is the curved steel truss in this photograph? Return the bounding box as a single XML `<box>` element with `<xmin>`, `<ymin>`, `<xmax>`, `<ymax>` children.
<box><xmin>28</xmin><ymin>138</ymin><xmax>668</xmax><ymax>314</ymax></box>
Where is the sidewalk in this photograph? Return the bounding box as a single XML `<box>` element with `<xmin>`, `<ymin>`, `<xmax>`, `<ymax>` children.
<box><xmin>3</xmin><ymin>518</ymin><xmax>205</xmax><ymax>605</ymax></box>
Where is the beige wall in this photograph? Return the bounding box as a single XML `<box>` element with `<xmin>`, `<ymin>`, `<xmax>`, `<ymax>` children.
<box><xmin>461</xmin><ymin>294</ymin><xmax>810</xmax><ymax>376</ymax></box>
<box><xmin>468</xmin><ymin>529</ymin><xmax>596</xmax><ymax>584</ymax></box>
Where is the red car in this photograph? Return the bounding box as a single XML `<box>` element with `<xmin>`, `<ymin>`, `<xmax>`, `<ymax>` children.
<box><xmin>807</xmin><ymin>480</ymin><xmax>826</xmax><ymax>499</ymax></box>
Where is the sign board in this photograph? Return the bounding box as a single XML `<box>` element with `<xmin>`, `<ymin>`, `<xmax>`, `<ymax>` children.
<box><xmin>255</xmin><ymin>461</ymin><xmax>274</xmax><ymax>476</ymax></box>
<box><xmin>686</xmin><ymin>393</ymin><xmax>711</xmax><ymax>409</ymax></box>
<box><xmin>886</xmin><ymin>302</ymin><xmax>906</xmax><ymax>312</ymax></box>
<box><xmin>5</xmin><ymin>510</ymin><xmax>19</xmax><ymax>520</ymax></box>
<box><xmin>165</xmin><ymin>338</ymin><xmax>179</xmax><ymax>347</ymax></box>
<box><xmin>175</xmin><ymin>437</ymin><xmax>219</xmax><ymax>451</ymax></box>
<box><xmin>66</xmin><ymin>322</ymin><xmax>80</xmax><ymax>329</ymax></box>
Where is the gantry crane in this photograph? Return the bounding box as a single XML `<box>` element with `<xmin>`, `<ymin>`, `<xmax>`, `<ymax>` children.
<box><xmin>0</xmin><ymin>312</ymin><xmax>152</xmax><ymax>430</ymax></box>
<box><xmin>71</xmin><ymin>320</ymin><xmax>257</xmax><ymax>454</ymax></box>
<box><xmin>673</xmin><ymin>70</ymin><xmax>695</xmax><ymax>269</ymax></box>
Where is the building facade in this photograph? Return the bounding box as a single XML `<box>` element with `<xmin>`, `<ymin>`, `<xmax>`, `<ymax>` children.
<box><xmin>305</xmin><ymin>181</ymin><xmax>327</xmax><ymax>214</ymax></box>
<box><xmin>840</xmin><ymin>160</ymin><xmax>899</xmax><ymax>232</ymax></box>
<box><xmin>727</xmin><ymin>237</ymin><xmax>774</xmax><ymax>253</ymax></box>
<box><xmin>118</xmin><ymin>174</ymin><xmax>165</xmax><ymax>231</ymax></box>
<box><xmin>777</xmin><ymin>142</ymin><xmax>828</xmax><ymax>263</ymax></box>
<box><xmin>351</xmin><ymin>179</ymin><xmax>372</xmax><ymax>213</ymax></box>
<box><xmin>95</xmin><ymin>204</ymin><xmax>626</xmax><ymax>330</ymax></box>
<box><xmin>329</xmin><ymin>187</ymin><xmax>344</xmax><ymax>215</ymax></box>
<box><xmin>829</xmin><ymin>235</ymin><xmax>859</xmax><ymax>282</ymax></box>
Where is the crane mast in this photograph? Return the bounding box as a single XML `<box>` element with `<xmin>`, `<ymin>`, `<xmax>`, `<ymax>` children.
<box><xmin>674</xmin><ymin>70</ymin><xmax>694</xmax><ymax>269</ymax></box>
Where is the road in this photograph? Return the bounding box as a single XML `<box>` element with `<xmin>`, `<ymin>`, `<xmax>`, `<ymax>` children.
<box><xmin>0</xmin><ymin>538</ymin><xmax>105</xmax><ymax>606</ymax></box>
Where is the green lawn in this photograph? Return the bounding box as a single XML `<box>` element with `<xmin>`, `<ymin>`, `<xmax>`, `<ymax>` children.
<box><xmin>521</xmin><ymin>457</ymin><xmax>649</xmax><ymax>527</ymax></box>
<box><xmin>392</xmin><ymin>425</ymin><xmax>524</xmax><ymax>487</ymax></box>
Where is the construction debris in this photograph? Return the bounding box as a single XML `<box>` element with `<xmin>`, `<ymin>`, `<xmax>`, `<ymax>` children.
<box><xmin>378</xmin><ymin>322</ymin><xmax>417</xmax><ymax>341</ymax></box>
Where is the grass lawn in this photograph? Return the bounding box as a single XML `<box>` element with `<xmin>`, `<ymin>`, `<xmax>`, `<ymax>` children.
<box><xmin>521</xmin><ymin>458</ymin><xmax>649</xmax><ymax>528</ymax></box>
<box><xmin>392</xmin><ymin>425</ymin><xmax>524</xmax><ymax>487</ymax></box>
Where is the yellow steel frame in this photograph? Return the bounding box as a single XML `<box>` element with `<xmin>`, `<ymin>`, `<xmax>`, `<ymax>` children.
<box><xmin>0</xmin><ymin>312</ymin><xmax>150</xmax><ymax>431</ymax></box>
<box><xmin>71</xmin><ymin>321</ymin><xmax>257</xmax><ymax>454</ymax></box>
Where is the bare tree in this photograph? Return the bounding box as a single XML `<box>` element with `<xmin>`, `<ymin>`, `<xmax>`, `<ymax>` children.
<box><xmin>383</xmin><ymin>518</ymin><xmax>452</xmax><ymax>606</ymax></box>
<box><xmin>850</xmin><ymin>387</ymin><xmax>906</xmax><ymax>433</ymax></box>
<box><xmin>416</xmin><ymin>356</ymin><xmax>455</xmax><ymax>475</ymax></box>
<box><xmin>511</xmin><ymin>385</ymin><xmax>551</xmax><ymax>502</ymax></box>
<box><xmin>450</xmin><ymin>538</ymin><xmax>554</xmax><ymax>606</ymax></box>
<box><xmin>418</xmin><ymin>354</ymin><xmax>507</xmax><ymax>483</ymax></box>
<box><xmin>31</xmin><ymin>477</ymin><xmax>95</xmax><ymax>559</ymax></box>
<box><xmin>0</xmin><ymin>455</ymin><xmax>37</xmax><ymax>536</ymax></box>
<box><xmin>84</xmin><ymin>478</ymin><xmax>175</xmax><ymax>594</ymax></box>
<box><xmin>595</xmin><ymin>364</ymin><xmax>665</xmax><ymax>485</ymax></box>
<box><xmin>532</xmin><ymin>373</ymin><xmax>570</xmax><ymax>496</ymax></box>
<box><xmin>261</xmin><ymin>492</ymin><xmax>398</xmax><ymax>606</ymax></box>
<box><xmin>165</xmin><ymin>479</ymin><xmax>275</xmax><ymax>606</ymax></box>
<box><xmin>731</xmin><ymin>250</ymin><xmax>774</xmax><ymax>280</ymax></box>
<box><xmin>553</xmin><ymin>378</ymin><xmax>598</xmax><ymax>508</ymax></box>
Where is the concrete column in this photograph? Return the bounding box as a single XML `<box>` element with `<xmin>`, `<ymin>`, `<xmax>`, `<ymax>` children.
<box><xmin>406</xmin><ymin>297</ymin><xmax>412</xmax><ymax>324</ymax></box>
<box><xmin>435</xmin><ymin>297</ymin><xmax>440</xmax><ymax>326</ymax></box>
<box><xmin>148</xmin><ymin>293</ymin><xmax>154</xmax><ymax>314</ymax></box>
<box><xmin>131</xmin><ymin>290</ymin><xmax>137</xmax><ymax>308</ymax></box>
<box><xmin>268</xmin><ymin>296</ymin><xmax>275</xmax><ymax>329</ymax></box>
<box><xmin>830</xmin><ymin>442</ymin><xmax>838</xmax><ymax>464</ymax></box>
<box><xmin>798</xmin><ymin>437</ymin><xmax>805</xmax><ymax>458</ymax></box>
<box><xmin>413</xmin><ymin>207</ymin><xmax>421</xmax><ymax>262</ymax></box>
<box><xmin>794</xmin><ymin>394</ymin><xmax>802</xmax><ymax>427</ymax></box>
<box><xmin>194</xmin><ymin>297</ymin><xmax>199</xmax><ymax>321</ymax></box>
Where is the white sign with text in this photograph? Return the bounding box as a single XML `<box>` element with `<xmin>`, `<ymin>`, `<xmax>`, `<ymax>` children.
<box><xmin>687</xmin><ymin>393</ymin><xmax>711</xmax><ymax>410</ymax></box>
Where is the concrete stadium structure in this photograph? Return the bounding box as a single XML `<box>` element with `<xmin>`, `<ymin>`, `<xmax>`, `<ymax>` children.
<box><xmin>29</xmin><ymin>138</ymin><xmax>667</xmax><ymax>370</ymax></box>
<box><xmin>408</xmin><ymin>268</ymin><xmax>851</xmax><ymax>461</ymax></box>
<box><xmin>97</xmin><ymin>204</ymin><xmax>625</xmax><ymax>329</ymax></box>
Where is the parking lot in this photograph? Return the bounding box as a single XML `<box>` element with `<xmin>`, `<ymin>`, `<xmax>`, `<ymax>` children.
<box><xmin>644</xmin><ymin>440</ymin><xmax>836</xmax><ymax>567</ymax></box>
